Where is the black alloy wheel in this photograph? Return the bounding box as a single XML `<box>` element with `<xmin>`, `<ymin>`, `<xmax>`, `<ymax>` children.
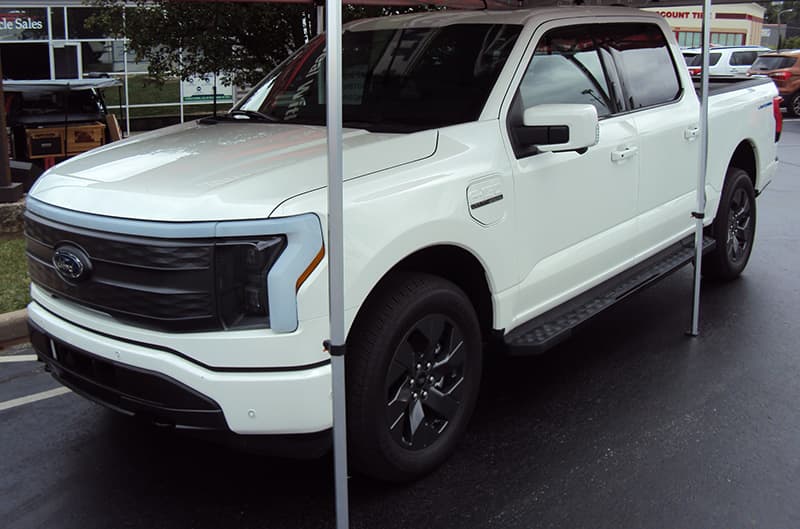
<box><xmin>703</xmin><ymin>167</ymin><xmax>757</xmax><ymax>281</ymax></box>
<box><xmin>725</xmin><ymin>185</ymin><xmax>753</xmax><ymax>265</ymax></box>
<box><xmin>347</xmin><ymin>273</ymin><xmax>482</xmax><ymax>482</ymax></box>
<box><xmin>385</xmin><ymin>314</ymin><xmax>466</xmax><ymax>450</ymax></box>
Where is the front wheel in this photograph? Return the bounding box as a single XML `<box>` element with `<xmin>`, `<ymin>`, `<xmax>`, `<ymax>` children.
<box><xmin>703</xmin><ymin>167</ymin><xmax>756</xmax><ymax>281</ymax></box>
<box><xmin>346</xmin><ymin>273</ymin><xmax>483</xmax><ymax>482</ymax></box>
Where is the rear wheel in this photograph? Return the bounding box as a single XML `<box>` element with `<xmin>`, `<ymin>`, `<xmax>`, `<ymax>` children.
<box><xmin>702</xmin><ymin>167</ymin><xmax>756</xmax><ymax>281</ymax></box>
<box><xmin>346</xmin><ymin>273</ymin><xmax>482</xmax><ymax>482</ymax></box>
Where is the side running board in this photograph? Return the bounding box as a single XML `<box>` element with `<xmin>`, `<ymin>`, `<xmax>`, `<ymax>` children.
<box><xmin>504</xmin><ymin>235</ymin><xmax>716</xmax><ymax>355</ymax></box>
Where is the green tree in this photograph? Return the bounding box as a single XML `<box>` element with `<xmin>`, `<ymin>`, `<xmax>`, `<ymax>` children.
<box><xmin>87</xmin><ymin>2</ymin><xmax>433</xmax><ymax>87</ymax></box>
<box><xmin>87</xmin><ymin>1</ymin><xmax>313</xmax><ymax>86</ymax></box>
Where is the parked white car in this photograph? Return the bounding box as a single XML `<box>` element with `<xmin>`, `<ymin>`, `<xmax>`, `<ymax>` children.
<box><xmin>26</xmin><ymin>7</ymin><xmax>781</xmax><ymax>482</ymax></box>
<box><xmin>683</xmin><ymin>45</ymin><xmax>772</xmax><ymax>77</ymax></box>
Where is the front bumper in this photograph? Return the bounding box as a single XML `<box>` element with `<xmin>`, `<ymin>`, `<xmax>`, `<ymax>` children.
<box><xmin>27</xmin><ymin>301</ymin><xmax>334</xmax><ymax>439</ymax></box>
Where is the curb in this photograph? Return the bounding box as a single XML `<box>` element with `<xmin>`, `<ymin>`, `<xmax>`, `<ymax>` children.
<box><xmin>0</xmin><ymin>309</ymin><xmax>28</xmax><ymax>344</ymax></box>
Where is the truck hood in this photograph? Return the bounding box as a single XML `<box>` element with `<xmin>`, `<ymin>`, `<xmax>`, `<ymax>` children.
<box><xmin>30</xmin><ymin>120</ymin><xmax>438</xmax><ymax>221</ymax></box>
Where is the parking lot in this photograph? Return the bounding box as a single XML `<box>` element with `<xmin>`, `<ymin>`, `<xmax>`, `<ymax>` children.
<box><xmin>2</xmin><ymin>119</ymin><xmax>800</xmax><ymax>529</ymax></box>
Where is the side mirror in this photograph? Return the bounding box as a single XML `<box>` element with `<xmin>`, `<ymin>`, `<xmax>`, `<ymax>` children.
<box><xmin>518</xmin><ymin>104</ymin><xmax>599</xmax><ymax>153</ymax></box>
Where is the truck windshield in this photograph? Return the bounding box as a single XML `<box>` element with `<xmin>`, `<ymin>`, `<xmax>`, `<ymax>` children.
<box><xmin>234</xmin><ymin>23</ymin><xmax>522</xmax><ymax>133</ymax></box>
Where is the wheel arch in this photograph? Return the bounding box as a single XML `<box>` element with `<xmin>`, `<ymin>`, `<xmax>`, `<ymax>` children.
<box><xmin>729</xmin><ymin>139</ymin><xmax>757</xmax><ymax>187</ymax></box>
<box><xmin>347</xmin><ymin>244</ymin><xmax>495</xmax><ymax>344</ymax></box>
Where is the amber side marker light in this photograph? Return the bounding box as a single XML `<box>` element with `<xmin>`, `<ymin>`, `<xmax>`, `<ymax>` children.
<box><xmin>297</xmin><ymin>245</ymin><xmax>325</xmax><ymax>291</ymax></box>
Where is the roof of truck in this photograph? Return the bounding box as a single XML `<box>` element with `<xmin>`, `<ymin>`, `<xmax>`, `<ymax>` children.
<box><xmin>345</xmin><ymin>6</ymin><xmax>663</xmax><ymax>31</ymax></box>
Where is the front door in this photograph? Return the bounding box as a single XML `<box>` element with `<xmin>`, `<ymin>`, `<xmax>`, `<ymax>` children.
<box><xmin>501</xmin><ymin>23</ymin><xmax>640</xmax><ymax>329</ymax></box>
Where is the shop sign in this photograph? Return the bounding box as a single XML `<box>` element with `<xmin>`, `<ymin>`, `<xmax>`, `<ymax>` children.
<box><xmin>182</xmin><ymin>75</ymin><xmax>233</xmax><ymax>103</ymax></box>
<box><xmin>657</xmin><ymin>11</ymin><xmax>704</xmax><ymax>20</ymax></box>
<box><xmin>0</xmin><ymin>9</ymin><xmax>47</xmax><ymax>41</ymax></box>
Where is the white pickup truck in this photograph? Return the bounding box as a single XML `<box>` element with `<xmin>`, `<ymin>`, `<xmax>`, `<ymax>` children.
<box><xmin>25</xmin><ymin>7</ymin><xmax>780</xmax><ymax>481</ymax></box>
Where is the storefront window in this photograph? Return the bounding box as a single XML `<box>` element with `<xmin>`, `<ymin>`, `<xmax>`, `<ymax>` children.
<box><xmin>50</xmin><ymin>6</ymin><xmax>66</xmax><ymax>40</ymax></box>
<box><xmin>711</xmin><ymin>32</ymin><xmax>745</xmax><ymax>46</ymax></box>
<box><xmin>0</xmin><ymin>43</ymin><xmax>50</xmax><ymax>79</ymax></box>
<box><xmin>66</xmin><ymin>7</ymin><xmax>106</xmax><ymax>39</ymax></box>
<box><xmin>0</xmin><ymin>8</ymin><xmax>48</xmax><ymax>41</ymax></box>
<box><xmin>677</xmin><ymin>31</ymin><xmax>702</xmax><ymax>47</ymax></box>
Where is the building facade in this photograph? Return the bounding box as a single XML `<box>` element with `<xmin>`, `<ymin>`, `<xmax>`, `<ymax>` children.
<box><xmin>643</xmin><ymin>3</ymin><xmax>766</xmax><ymax>48</ymax></box>
<box><xmin>1</xmin><ymin>1</ymin><xmax>233</xmax><ymax>133</ymax></box>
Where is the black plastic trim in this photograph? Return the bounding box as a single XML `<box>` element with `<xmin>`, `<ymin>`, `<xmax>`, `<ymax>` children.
<box><xmin>29</xmin><ymin>321</ymin><xmax>332</xmax><ymax>458</ymax></box>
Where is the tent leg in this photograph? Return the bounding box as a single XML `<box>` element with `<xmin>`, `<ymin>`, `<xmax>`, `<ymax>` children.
<box><xmin>690</xmin><ymin>0</ymin><xmax>712</xmax><ymax>337</ymax></box>
<box><xmin>325</xmin><ymin>1</ymin><xmax>349</xmax><ymax>528</ymax></box>
<box><xmin>689</xmin><ymin>217</ymin><xmax>703</xmax><ymax>336</ymax></box>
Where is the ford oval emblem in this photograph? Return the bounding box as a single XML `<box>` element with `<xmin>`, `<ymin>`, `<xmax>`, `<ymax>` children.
<box><xmin>53</xmin><ymin>245</ymin><xmax>92</xmax><ymax>283</ymax></box>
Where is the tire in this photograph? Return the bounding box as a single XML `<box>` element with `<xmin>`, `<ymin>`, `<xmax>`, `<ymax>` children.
<box><xmin>787</xmin><ymin>92</ymin><xmax>800</xmax><ymax>117</ymax></box>
<box><xmin>346</xmin><ymin>273</ymin><xmax>483</xmax><ymax>482</ymax></box>
<box><xmin>702</xmin><ymin>167</ymin><xmax>756</xmax><ymax>281</ymax></box>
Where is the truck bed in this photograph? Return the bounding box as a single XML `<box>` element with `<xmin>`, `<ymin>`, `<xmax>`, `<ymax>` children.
<box><xmin>694</xmin><ymin>76</ymin><xmax>775</xmax><ymax>97</ymax></box>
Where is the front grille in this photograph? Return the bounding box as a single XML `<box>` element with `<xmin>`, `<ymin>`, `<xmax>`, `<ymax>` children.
<box><xmin>25</xmin><ymin>210</ymin><xmax>221</xmax><ymax>332</ymax></box>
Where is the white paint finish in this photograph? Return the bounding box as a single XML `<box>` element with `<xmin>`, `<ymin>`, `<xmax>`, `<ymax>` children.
<box><xmin>31</xmin><ymin>122</ymin><xmax>437</xmax><ymax>222</ymax></box>
<box><xmin>271</xmin><ymin>120</ymin><xmax>519</xmax><ymax>330</ymax></box>
<box><xmin>0</xmin><ymin>355</ymin><xmax>38</xmax><ymax>363</ymax></box>
<box><xmin>634</xmin><ymin>95</ymin><xmax>700</xmax><ymax>249</ymax></box>
<box><xmin>0</xmin><ymin>387</ymin><xmax>71</xmax><ymax>412</ymax></box>
<box><xmin>506</xmin><ymin>113</ymin><xmax>640</xmax><ymax>326</ymax></box>
<box><xmin>27</xmin><ymin>303</ymin><xmax>333</xmax><ymax>434</ymax></box>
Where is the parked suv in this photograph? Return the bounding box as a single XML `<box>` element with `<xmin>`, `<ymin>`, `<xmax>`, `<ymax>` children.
<box><xmin>749</xmin><ymin>51</ymin><xmax>800</xmax><ymax>116</ymax></box>
<box><xmin>683</xmin><ymin>45</ymin><xmax>771</xmax><ymax>77</ymax></box>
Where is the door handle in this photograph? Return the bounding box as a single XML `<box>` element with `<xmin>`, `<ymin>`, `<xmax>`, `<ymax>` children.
<box><xmin>611</xmin><ymin>146</ymin><xmax>638</xmax><ymax>162</ymax></box>
<box><xmin>684</xmin><ymin>127</ymin><xmax>699</xmax><ymax>141</ymax></box>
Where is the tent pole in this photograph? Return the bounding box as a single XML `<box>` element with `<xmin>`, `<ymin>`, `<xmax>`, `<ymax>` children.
<box><xmin>317</xmin><ymin>3</ymin><xmax>325</xmax><ymax>35</ymax></box>
<box><xmin>325</xmin><ymin>1</ymin><xmax>350</xmax><ymax>529</ymax></box>
<box><xmin>690</xmin><ymin>0</ymin><xmax>712</xmax><ymax>336</ymax></box>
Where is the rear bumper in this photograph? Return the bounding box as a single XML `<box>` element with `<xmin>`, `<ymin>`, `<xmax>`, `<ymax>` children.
<box><xmin>27</xmin><ymin>301</ymin><xmax>334</xmax><ymax>445</ymax></box>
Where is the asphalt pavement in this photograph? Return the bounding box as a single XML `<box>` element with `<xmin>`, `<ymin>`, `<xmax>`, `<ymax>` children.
<box><xmin>2</xmin><ymin>121</ymin><xmax>800</xmax><ymax>529</ymax></box>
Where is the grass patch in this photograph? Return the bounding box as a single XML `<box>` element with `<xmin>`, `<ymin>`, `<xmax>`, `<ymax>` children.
<box><xmin>102</xmin><ymin>78</ymin><xmax>180</xmax><ymax>107</ymax></box>
<box><xmin>0</xmin><ymin>238</ymin><xmax>30</xmax><ymax>313</ymax></box>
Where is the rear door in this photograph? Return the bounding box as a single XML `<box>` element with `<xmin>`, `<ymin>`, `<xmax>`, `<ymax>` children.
<box><xmin>609</xmin><ymin>23</ymin><xmax>701</xmax><ymax>251</ymax></box>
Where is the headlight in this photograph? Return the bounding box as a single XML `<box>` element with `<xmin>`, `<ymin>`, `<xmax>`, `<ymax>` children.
<box><xmin>215</xmin><ymin>236</ymin><xmax>287</xmax><ymax>329</ymax></box>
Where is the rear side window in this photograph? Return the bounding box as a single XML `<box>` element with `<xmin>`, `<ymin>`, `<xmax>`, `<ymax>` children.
<box><xmin>751</xmin><ymin>56</ymin><xmax>797</xmax><ymax>71</ymax></box>
<box><xmin>600</xmin><ymin>23</ymin><xmax>682</xmax><ymax>109</ymax></box>
<box><xmin>730</xmin><ymin>51</ymin><xmax>758</xmax><ymax>66</ymax></box>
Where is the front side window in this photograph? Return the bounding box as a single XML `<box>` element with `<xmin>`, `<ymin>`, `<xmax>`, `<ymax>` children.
<box><xmin>517</xmin><ymin>26</ymin><xmax>614</xmax><ymax>118</ymax></box>
<box><xmin>236</xmin><ymin>23</ymin><xmax>522</xmax><ymax>133</ymax></box>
